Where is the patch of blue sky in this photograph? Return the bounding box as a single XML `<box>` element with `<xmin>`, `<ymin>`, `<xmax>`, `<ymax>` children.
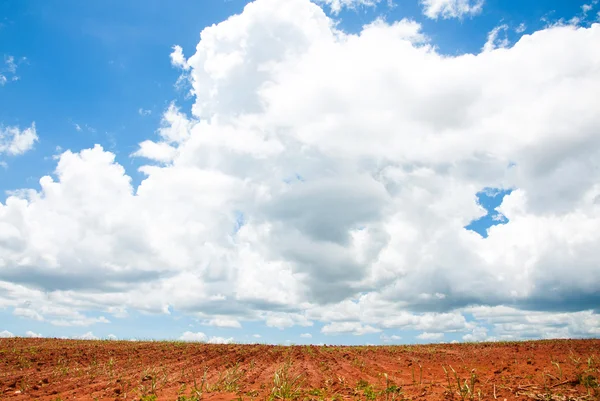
<box><xmin>465</xmin><ymin>187</ymin><xmax>513</xmax><ymax>238</ymax></box>
<box><xmin>233</xmin><ymin>210</ymin><xmax>246</xmax><ymax>234</ymax></box>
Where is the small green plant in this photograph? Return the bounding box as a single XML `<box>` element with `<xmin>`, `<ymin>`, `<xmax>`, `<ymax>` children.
<box><xmin>356</xmin><ymin>379</ymin><xmax>369</xmax><ymax>391</ymax></box>
<box><xmin>206</xmin><ymin>363</ymin><xmax>244</xmax><ymax>393</ymax></box>
<box><xmin>383</xmin><ymin>373</ymin><xmax>403</xmax><ymax>401</ymax></box>
<box><xmin>578</xmin><ymin>373</ymin><xmax>598</xmax><ymax>388</ymax></box>
<box><xmin>447</xmin><ymin>365</ymin><xmax>477</xmax><ymax>401</ymax></box>
<box><xmin>442</xmin><ymin>365</ymin><xmax>452</xmax><ymax>393</ymax></box>
<box><xmin>307</xmin><ymin>388</ymin><xmax>324</xmax><ymax>397</ymax></box>
<box><xmin>571</xmin><ymin>354</ymin><xmax>600</xmax><ymax>397</ymax></box>
<box><xmin>222</xmin><ymin>363</ymin><xmax>244</xmax><ymax>392</ymax></box>
<box><xmin>270</xmin><ymin>361</ymin><xmax>305</xmax><ymax>401</ymax></box>
<box><xmin>551</xmin><ymin>360</ymin><xmax>562</xmax><ymax>381</ymax></box>
<box><xmin>17</xmin><ymin>355</ymin><xmax>32</xmax><ymax>369</ymax></box>
<box><xmin>190</xmin><ymin>367</ymin><xmax>208</xmax><ymax>398</ymax></box>
<box><xmin>54</xmin><ymin>357</ymin><xmax>70</xmax><ymax>377</ymax></box>
<box><xmin>355</xmin><ymin>379</ymin><xmax>377</xmax><ymax>401</ymax></box>
<box><xmin>363</xmin><ymin>386</ymin><xmax>377</xmax><ymax>401</ymax></box>
<box><xmin>106</xmin><ymin>357</ymin><xmax>116</xmax><ymax>379</ymax></box>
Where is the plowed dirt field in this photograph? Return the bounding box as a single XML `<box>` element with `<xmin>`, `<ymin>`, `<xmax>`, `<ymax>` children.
<box><xmin>1</xmin><ymin>338</ymin><xmax>599</xmax><ymax>401</ymax></box>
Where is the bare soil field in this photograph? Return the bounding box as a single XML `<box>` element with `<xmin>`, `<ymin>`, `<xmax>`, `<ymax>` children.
<box><xmin>1</xmin><ymin>338</ymin><xmax>599</xmax><ymax>401</ymax></box>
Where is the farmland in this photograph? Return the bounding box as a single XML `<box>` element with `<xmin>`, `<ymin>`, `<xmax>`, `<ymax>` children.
<box><xmin>1</xmin><ymin>338</ymin><xmax>599</xmax><ymax>400</ymax></box>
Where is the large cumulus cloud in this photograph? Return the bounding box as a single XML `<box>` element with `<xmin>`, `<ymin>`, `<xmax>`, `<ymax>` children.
<box><xmin>1</xmin><ymin>0</ymin><xmax>599</xmax><ymax>339</ymax></box>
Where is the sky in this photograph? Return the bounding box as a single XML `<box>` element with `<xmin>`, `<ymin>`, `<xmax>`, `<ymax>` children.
<box><xmin>0</xmin><ymin>0</ymin><xmax>599</xmax><ymax>345</ymax></box>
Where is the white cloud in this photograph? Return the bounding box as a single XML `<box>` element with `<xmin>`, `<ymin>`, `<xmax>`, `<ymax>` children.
<box><xmin>1</xmin><ymin>0</ymin><xmax>600</xmax><ymax>342</ymax></box>
<box><xmin>179</xmin><ymin>331</ymin><xmax>234</xmax><ymax>344</ymax></box>
<box><xmin>170</xmin><ymin>45</ymin><xmax>189</xmax><ymax>70</ymax></box>
<box><xmin>11</xmin><ymin>304</ymin><xmax>110</xmax><ymax>327</ymax></box>
<box><xmin>515</xmin><ymin>23</ymin><xmax>527</xmax><ymax>34</ymax></box>
<box><xmin>0</xmin><ymin>123</ymin><xmax>38</xmax><ymax>155</ymax></box>
<box><xmin>138</xmin><ymin>108</ymin><xmax>152</xmax><ymax>116</ymax></box>
<box><xmin>581</xmin><ymin>1</ymin><xmax>599</xmax><ymax>18</ymax></box>
<box><xmin>203</xmin><ymin>317</ymin><xmax>242</xmax><ymax>328</ymax></box>
<box><xmin>420</xmin><ymin>0</ymin><xmax>483</xmax><ymax>19</ymax></box>
<box><xmin>132</xmin><ymin>140</ymin><xmax>177</xmax><ymax>163</ymax></box>
<box><xmin>14</xmin><ymin>307</ymin><xmax>44</xmax><ymax>321</ymax></box>
<box><xmin>264</xmin><ymin>313</ymin><xmax>313</xmax><ymax>330</ymax></box>
<box><xmin>462</xmin><ymin>326</ymin><xmax>489</xmax><ymax>342</ymax></box>
<box><xmin>252</xmin><ymin>333</ymin><xmax>261</xmax><ymax>338</ymax></box>
<box><xmin>4</xmin><ymin>56</ymin><xmax>17</xmax><ymax>74</ymax></box>
<box><xmin>0</xmin><ymin>55</ymin><xmax>21</xmax><ymax>85</ymax></box>
<box><xmin>208</xmin><ymin>336</ymin><xmax>235</xmax><ymax>344</ymax></box>
<box><xmin>482</xmin><ymin>24</ymin><xmax>509</xmax><ymax>52</ymax></box>
<box><xmin>322</xmin><ymin>322</ymin><xmax>381</xmax><ymax>335</ymax></box>
<box><xmin>72</xmin><ymin>123</ymin><xmax>96</xmax><ymax>134</ymax></box>
<box><xmin>300</xmin><ymin>332</ymin><xmax>312</xmax><ymax>338</ymax></box>
<box><xmin>380</xmin><ymin>334</ymin><xmax>401</xmax><ymax>343</ymax></box>
<box><xmin>74</xmin><ymin>332</ymin><xmax>99</xmax><ymax>340</ymax></box>
<box><xmin>417</xmin><ymin>332</ymin><xmax>444</xmax><ymax>341</ymax></box>
<box><xmin>466</xmin><ymin>306</ymin><xmax>600</xmax><ymax>339</ymax></box>
<box><xmin>25</xmin><ymin>330</ymin><xmax>42</xmax><ymax>338</ymax></box>
<box><xmin>0</xmin><ymin>330</ymin><xmax>15</xmax><ymax>338</ymax></box>
<box><xmin>107</xmin><ymin>334</ymin><xmax>118</xmax><ymax>340</ymax></box>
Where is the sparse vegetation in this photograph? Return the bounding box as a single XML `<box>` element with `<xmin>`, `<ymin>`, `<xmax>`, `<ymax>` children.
<box><xmin>1</xmin><ymin>338</ymin><xmax>599</xmax><ymax>400</ymax></box>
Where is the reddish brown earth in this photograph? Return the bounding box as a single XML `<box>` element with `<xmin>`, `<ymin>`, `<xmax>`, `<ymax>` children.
<box><xmin>1</xmin><ymin>338</ymin><xmax>599</xmax><ymax>401</ymax></box>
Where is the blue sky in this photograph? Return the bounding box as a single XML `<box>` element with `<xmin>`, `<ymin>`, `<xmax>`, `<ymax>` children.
<box><xmin>1</xmin><ymin>0</ymin><xmax>599</xmax><ymax>344</ymax></box>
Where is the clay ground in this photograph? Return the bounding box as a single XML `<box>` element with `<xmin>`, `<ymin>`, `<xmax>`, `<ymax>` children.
<box><xmin>1</xmin><ymin>338</ymin><xmax>599</xmax><ymax>401</ymax></box>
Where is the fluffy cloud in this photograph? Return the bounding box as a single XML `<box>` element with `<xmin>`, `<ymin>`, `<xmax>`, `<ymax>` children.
<box><xmin>10</xmin><ymin>300</ymin><xmax>110</xmax><ymax>327</ymax></box>
<box><xmin>482</xmin><ymin>24</ymin><xmax>509</xmax><ymax>52</ymax></box>
<box><xmin>170</xmin><ymin>45</ymin><xmax>189</xmax><ymax>70</ymax></box>
<box><xmin>74</xmin><ymin>332</ymin><xmax>99</xmax><ymax>340</ymax></box>
<box><xmin>179</xmin><ymin>331</ymin><xmax>234</xmax><ymax>344</ymax></box>
<box><xmin>264</xmin><ymin>313</ymin><xmax>314</xmax><ymax>330</ymax></box>
<box><xmin>0</xmin><ymin>55</ymin><xmax>20</xmax><ymax>86</ymax></box>
<box><xmin>0</xmin><ymin>0</ymin><xmax>600</xmax><ymax>342</ymax></box>
<box><xmin>322</xmin><ymin>322</ymin><xmax>381</xmax><ymax>335</ymax></box>
<box><xmin>0</xmin><ymin>123</ymin><xmax>38</xmax><ymax>156</ymax></box>
<box><xmin>25</xmin><ymin>330</ymin><xmax>42</xmax><ymax>338</ymax></box>
<box><xmin>0</xmin><ymin>330</ymin><xmax>15</xmax><ymax>338</ymax></box>
<box><xmin>380</xmin><ymin>334</ymin><xmax>401</xmax><ymax>343</ymax></box>
<box><xmin>462</xmin><ymin>326</ymin><xmax>490</xmax><ymax>342</ymax></box>
<box><xmin>203</xmin><ymin>317</ymin><xmax>242</xmax><ymax>328</ymax></box>
<box><xmin>420</xmin><ymin>0</ymin><xmax>483</xmax><ymax>19</ymax></box>
<box><xmin>466</xmin><ymin>306</ymin><xmax>600</xmax><ymax>339</ymax></box>
<box><xmin>416</xmin><ymin>332</ymin><xmax>444</xmax><ymax>341</ymax></box>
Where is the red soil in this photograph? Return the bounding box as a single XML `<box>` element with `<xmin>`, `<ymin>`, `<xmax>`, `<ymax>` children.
<box><xmin>1</xmin><ymin>338</ymin><xmax>599</xmax><ymax>401</ymax></box>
